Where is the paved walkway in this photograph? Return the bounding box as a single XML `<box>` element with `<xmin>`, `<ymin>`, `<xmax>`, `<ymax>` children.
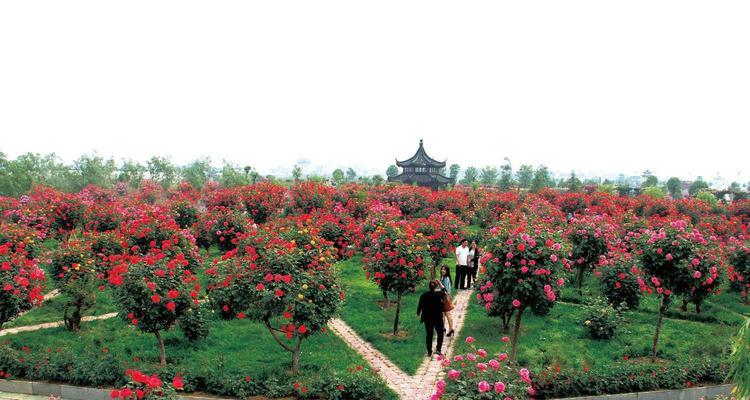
<box><xmin>329</xmin><ymin>287</ymin><xmax>473</xmax><ymax>400</ymax></box>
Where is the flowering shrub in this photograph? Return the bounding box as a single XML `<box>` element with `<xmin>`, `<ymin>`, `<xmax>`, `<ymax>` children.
<box><xmin>47</xmin><ymin>240</ymin><xmax>100</xmax><ymax>331</ymax></box>
<box><xmin>108</xmin><ymin>252</ymin><xmax>206</xmax><ymax>366</ymax></box>
<box><xmin>168</xmin><ymin>200</ymin><xmax>199</xmax><ymax>229</ymax></box>
<box><xmin>310</xmin><ymin>209</ymin><xmax>359</xmax><ymax>260</ymax></box>
<box><xmin>414</xmin><ymin>211</ymin><xmax>465</xmax><ymax>277</ymax></box>
<box><xmin>599</xmin><ymin>260</ymin><xmax>641</xmax><ymax>310</ymax></box>
<box><xmin>381</xmin><ymin>186</ymin><xmax>430</xmax><ymax>217</ymax></box>
<box><xmin>477</xmin><ymin>223</ymin><xmax>569</xmax><ymax>359</ymax></box>
<box><xmin>193</xmin><ymin>209</ymin><xmax>250</xmax><ymax>252</ymax></box>
<box><xmin>727</xmin><ymin>238</ymin><xmax>750</xmax><ymax>304</ymax></box>
<box><xmin>632</xmin><ymin>219</ymin><xmax>723</xmax><ymax>358</ymax></box>
<box><xmin>362</xmin><ymin>220</ymin><xmax>428</xmax><ymax>334</ymax></box>
<box><xmin>242</xmin><ymin>182</ymin><xmax>286</xmax><ymax>224</ymax></box>
<box><xmin>0</xmin><ymin>241</ymin><xmax>46</xmax><ymax>329</ymax></box>
<box><xmin>0</xmin><ymin>222</ymin><xmax>42</xmax><ymax>260</ymax></box>
<box><xmin>472</xmin><ymin>191</ymin><xmax>519</xmax><ymax>228</ymax></box>
<box><xmin>110</xmin><ymin>369</ymin><xmax>180</xmax><ymax>399</ymax></box>
<box><xmin>581</xmin><ymin>297</ymin><xmax>626</xmax><ymax>340</ymax></box>
<box><xmin>288</xmin><ymin>181</ymin><xmax>335</xmax><ymax>214</ymax></box>
<box><xmin>120</xmin><ymin>210</ymin><xmax>202</xmax><ymax>272</ymax></box>
<box><xmin>206</xmin><ymin>222</ymin><xmax>343</xmax><ymax>373</ymax></box>
<box><xmin>567</xmin><ymin>215</ymin><xmax>615</xmax><ymax>295</ymax></box>
<box><xmin>431</xmin><ymin>337</ymin><xmax>534</xmax><ymax>399</ymax></box>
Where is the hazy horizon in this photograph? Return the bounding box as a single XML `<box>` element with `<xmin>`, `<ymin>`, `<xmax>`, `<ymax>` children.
<box><xmin>2</xmin><ymin>1</ymin><xmax>748</xmax><ymax>183</ymax></box>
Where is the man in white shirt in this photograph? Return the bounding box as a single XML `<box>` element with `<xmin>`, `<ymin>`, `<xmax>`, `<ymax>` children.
<box><xmin>455</xmin><ymin>240</ymin><xmax>470</xmax><ymax>290</ymax></box>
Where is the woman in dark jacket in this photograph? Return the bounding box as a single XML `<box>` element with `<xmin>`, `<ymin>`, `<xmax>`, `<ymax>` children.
<box><xmin>467</xmin><ymin>241</ymin><xmax>480</xmax><ymax>288</ymax></box>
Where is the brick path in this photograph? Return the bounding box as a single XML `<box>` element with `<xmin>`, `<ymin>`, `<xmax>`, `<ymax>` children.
<box><xmin>329</xmin><ymin>287</ymin><xmax>474</xmax><ymax>400</ymax></box>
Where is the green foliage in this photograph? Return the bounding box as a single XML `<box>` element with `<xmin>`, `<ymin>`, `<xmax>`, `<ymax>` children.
<box><xmin>696</xmin><ymin>190</ymin><xmax>718</xmax><ymax>207</ymax></box>
<box><xmin>449</xmin><ymin>164</ymin><xmax>460</xmax><ymax>181</ymax></box>
<box><xmin>218</xmin><ymin>162</ymin><xmax>251</xmax><ymax>187</ymax></box>
<box><xmin>689</xmin><ymin>178</ymin><xmax>710</xmax><ymax>196</ymax></box>
<box><xmin>534</xmin><ymin>358</ymin><xmax>727</xmax><ymax>398</ymax></box>
<box><xmin>332</xmin><ymin>168</ymin><xmax>346</xmax><ymax>185</ymax></box>
<box><xmin>346</xmin><ymin>168</ymin><xmax>357</xmax><ymax>183</ymax></box>
<box><xmin>68</xmin><ymin>154</ymin><xmax>117</xmax><ymax>191</ymax></box>
<box><xmin>516</xmin><ymin>164</ymin><xmax>534</xmax><ymax>189</ymax></box>
<box><xmin>666</xmin><ymin>177</ymin><xmax>682</xmax><ymax>199</ymax></box>
<box><xmin>600</xmin><ymin>262</ymin><xmax>641</xmax><ymax>310</ymax></box>
<box><xmin>292</xmin><ymin>165</ymin><xmax>303</xmax><ymax>181</ymax></box>
<box><xmin>48</xmin><ymin>241</ymin><xmax>100</xmax><ymax>331</ymax></box>
<box><xmin>461</xmin><ymin>166</ymin><xmax>478</xmax><ymax>185</ymax></box>
<box><xmin>479</xmin><ymin>166</ymin><xmax>499</xmax><ymax>186</ymax></box>
<box><xmin>531</xmin><ymin>165</ymin><xmax>554</xmax><ymax>192</ymax></box>
<box><xmin>642</xmin><ymin>175</ymin><xmax>659</xmax><ymax>188</ymax></box>
<box><xmin>728</xmin><ymin>318</ymin><xmax>750</xmax><ymax>399</ymax></box>
<box><xmin>181</xmin><ymin>158</ymin><xmax>213</xmax><ymax>189</ymax></box>
<box><xmin>643</xmin><ymin>186</ymin><xmax>665</xmax><ymax>198</ymax></box>
<box><xmin>565</xmin><ymin>172</ymin><xmax>583</xmax><ymax>192</ymax></box>
<box><xmin>581</xmin><ymin>297</ymin><xmax>627</xmax><ymax>340</ymax></box>
<box><xmin>147</xmin><ymin>156</ymin><xmax>178</xmax><ymax>189</ymax></box>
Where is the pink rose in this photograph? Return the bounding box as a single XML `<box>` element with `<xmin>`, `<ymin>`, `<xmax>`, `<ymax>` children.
<box><xmin>477</xmin><ymin>362</ymin><xmax>487</xmax><ymax>371</ymax></box>
<box><xmin>478</xmin><ymin>381</ymin><xmax>491</xmax><ymax>393</ymax></box>
<box><xmin>447</xmin><ymin>369</ymin><xmax>460</xmax><ymax>380</ymax></box>
<box><xmin>465</xmin><ymin>336</ymin><xmax>475</xmax><ymax>344</ymax></box>
<box><xmin>494</xmin><ymin>381</ymin><xmax>506</xmax><ymax>393</ymax></box>
<box><xmin>512</xmin><ymin>299</ymin><xmax>521</xmax><ymax>308</ymax></box>
<box><xmin>502</xmin><ymin>336</ymin><xmax>510</xmax><ymax>343</ymax></box>
<box><xmin>488</xmin><ymin>359</ymin><xmax>500</xmax><ymax>370</ymax></box>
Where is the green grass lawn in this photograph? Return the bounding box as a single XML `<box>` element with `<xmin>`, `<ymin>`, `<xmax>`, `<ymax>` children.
<box><xmin>4</xmin><ymin>290</ymin><xmax>117</xmax><ymax>329</ymax></box>
<box><xmin>337</xmin><ymin>255</ymin><xmax>437</xmax><ymax>375</ymax></box>
<box><xmin>456</xmin><ymin>271</ymin><xmax>746</xmax><ymax>375</ymax></box>
<box><xmin>4</xmin><ymin>311</ymin><xmax>396</xmax><ymax>399</ymax></box>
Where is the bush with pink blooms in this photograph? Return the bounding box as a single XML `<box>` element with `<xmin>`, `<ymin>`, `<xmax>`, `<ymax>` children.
<box><xmin>567</xmin><ymin>215</ymin><xmax>615</xmax><ymax>295</ymax></box>
<box><xmin>362</xmin><ymin>219</ymin><xmax>429</xmax><ymax>334</ymax></box>
<box><xmin>108</xmin><ymin>251</ymin><xmax>206</xmax><ymax>367</ymax></box>
<box><xmin>206</xmin><ymin>221</ymin><xmax>343</xmax><ymax>374</ymax></box>
<box><xmin>0</xmin><ymin>241</ymin><xmax>46</xmax><ymax>330</ymax></box>
<box><xmin>631</xmin><ymin>219</ymin><xmax>723</xmax><ymax>359</ymax></box>
<box><xmin>728</xmin><ymin>237</ymin><xmax>750</xmax><ymax>304</ymax></box>
<box><xmin>477</xmin><ymin>222</ymin><xmax>569</xmax><ymax>360</ymax></box>
<box><xmin>110</xmin><ymin>369</ymin><xmax>180</xmax><ymax>400</ymax></box>
<box><xmin>431</xmin><ymin>337</ymin><xmax>533</xmax><ymax>400</ymax></box>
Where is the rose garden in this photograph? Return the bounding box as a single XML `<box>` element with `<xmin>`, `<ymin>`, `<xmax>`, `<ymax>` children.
<box><xmin>0</xmin><ymin>180</ymin><xmax>748</xmax><ymax>399</ymax></box>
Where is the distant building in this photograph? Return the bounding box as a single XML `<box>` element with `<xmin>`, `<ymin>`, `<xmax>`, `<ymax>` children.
<box><xmin>388</xmin><ymin>140</ymin><xmax>453</xmax><ymax>190</ymax></box>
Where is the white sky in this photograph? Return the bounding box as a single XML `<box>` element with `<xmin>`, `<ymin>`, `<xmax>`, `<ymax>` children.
<box><xmin>1</xmin><ymin>1</ymin><xmax>749</xmax><ymax>181</ymax></box>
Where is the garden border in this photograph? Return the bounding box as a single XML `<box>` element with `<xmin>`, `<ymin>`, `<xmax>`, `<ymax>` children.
<box><xmin>554</xmin><ymin>383</ymin><xmax>735</xmax><ymax>400</ymax></box>
<box><xmin>0</xmin><ymin>379</ymin><xmax>235</xmax><ymax>400</ymax></box>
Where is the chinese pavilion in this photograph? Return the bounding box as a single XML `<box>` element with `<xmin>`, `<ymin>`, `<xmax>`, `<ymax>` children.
<box><xmin>387</xmin><ymin>140</ymin><xmax>453</xmax><ymax>190</ymax></box>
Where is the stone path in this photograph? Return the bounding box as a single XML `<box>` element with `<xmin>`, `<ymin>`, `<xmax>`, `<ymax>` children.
<box><xmin>329</xmin><ymin>287</ymin><xmax>474</xmax><ymax>400</ymax></box>
<box><xmin>0</xmin><ymin>313</ymin><xmax>118</xmax><ymax>336</ymax></box>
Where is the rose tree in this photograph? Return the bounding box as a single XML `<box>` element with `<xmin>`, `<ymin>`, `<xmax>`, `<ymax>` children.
<box><xmin>728</xmin><ymin>237</ymin><xmax>750</xmax><ymax>304</ymax></box>
<box><xmin>414</xmin><ymin>211</ymin><xmax>465</xmax><ymax>278</ymax></box>
<box><xmin>108</xmin><ymin>251</ymin><xmax>206</xmax><ymax>367</ymax></box>
<box><xmin>206</xmin><ymin>225</ymin><xmax>343</xmax><ymax>374</ymax></box>
<box><xmin>47</xmin><ymin>240</ymin><xmax>100</xmax><ymax>331</ymax></box>
<box><xmin>0</xmin><ymin>241</ymin><xmax>46</xmax><ymax>330</ymax></box>
<box><xmin>477</xmin><ymin>224</ymin><xmax>568</xmax><ymax>360</ymax></box>
<box><xmin>632</xmin><ymin>219</ymin><xmax>723</xmax><ymax>359</ymax></box>
<box><xmin>362</xmin><ymin>220</ymin><xmax>429</xmax><ymax>335</ymax></box>
<box><xmin>567</xmin><ymin>215</ymin><xmax>614</xmax><ymax>296</ymax></box>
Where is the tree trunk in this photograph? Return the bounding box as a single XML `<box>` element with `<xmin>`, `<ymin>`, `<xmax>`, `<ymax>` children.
<box><xmin>382</xmin><ymin>291</ymin><xmax>390</xmax><ymax>308</ymax></box>
<box><xmin>502</xmin><ymin>312</ymin><xmax>513</xmax><ymax>334</ymax></box>
<box><xmin>510</xmin><ymin>307</ymin><xmax>525</xmax><ymax>361</ymax></box>
<box><xmin>393</xmin><ymin>292</ymin><xmax>403</xmax><ymax>335</ymax></box>
<box><xmin>430</xmin><ymin>263</ymin><xmax>438</xmax><ymax>280</ymax></box>
<box><xmin>652</xmin><ymin>296</ymin><xmax>668</xmax><ymax>360</ymax></box>
<box><xmin>64</xmin><ymin>303</ymin><xmax>82</xmax><ymax>332</ymax></box>
<box><xmin>155</xmin><ymin>331</ymin><xmax>167</xmax><ymax>367</ymax></box>
<box><xmin>291</xmin><ymin>338</ymin><xmax>302</xmax><ymax>374</ymax></box>
<box><xmin>695</xmin><ymin>300</ymin><xmax>702</xmax><ymax>314</ymax></box>
<box><xmin>681</xmin><ymin>299</ymin><xmax>688</xmax><ymax>312</ymax></box>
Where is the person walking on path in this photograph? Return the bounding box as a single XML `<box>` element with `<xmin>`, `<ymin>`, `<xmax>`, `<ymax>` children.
<box><xmin>467</xmin><ymin>241</ymin><xmax>480</xmax><ymax>288</ymax></box>
<box><xmin>455</xmin><ymin>240</ymin><xmax>470</xmax><ymax>290</ymax></box>
<box><xmin>439</xmin><ymin>265</ymin><xmax>455</xmax><ymax>337</ymax></box>
<box><xmin>417</xmin><ymin>280</ymin><xmax>445</xmax><ymax>357</ymax></box>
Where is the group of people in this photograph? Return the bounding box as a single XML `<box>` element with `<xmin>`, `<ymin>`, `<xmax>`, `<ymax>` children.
<box><xmin>416</xmin><ymin>239</ymin><xmax>481</xmax><ymax>357</ymax></box>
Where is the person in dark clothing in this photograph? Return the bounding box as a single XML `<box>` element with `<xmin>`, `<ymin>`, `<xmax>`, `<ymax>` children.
<box><xmin>467</xmin><ymin>241</ymin><xmax>480</xmax><ymax>288</ymax></box>
<box><xmin>417</xmin><ymin>280</ymin><xmax>445</xmax><ymax>357</ymax></box>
